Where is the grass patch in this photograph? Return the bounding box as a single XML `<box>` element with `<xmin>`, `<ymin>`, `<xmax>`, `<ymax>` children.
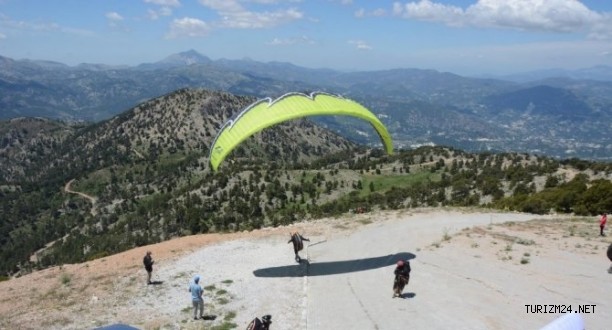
<box><xmin>174</xmin><ymin>272</ymin><xmax>187</xmax><ymax>279</ymax></box>
<box><xmin>216</xmin><ymin>297</ymin><xmax>230</xmax><ymax>305</ymax></box>
<box><xmin>216</xmin><ymin>289</ymin><xmax>228</xmax><ymax>295</ymax></box>
<box><xmin>515</xmin><ymin>238</ymin><xmax>535</xmax><ymax>245</ymax></box>
<box><xmin>358</xmin><ymin>219</ymin><xmax>372</xmax><ymax>225</ymax></box>
<box><xmin>204</xmin><ymin>285</ymin><xmax>216</xmax><ymax>291</ymax></box>
<box><xmin>40</xmin><ymin>316</ymin><xmax>72</xmax><ymax>328</ymax></box>
<box><xmin>211</xmin><ymin>322</ymin><xmax>238</xmax><ymax>330</ymax></box>
<box><xmin>60</xmin><ymin>273</ymin><xmax>72</xmax><ymax>286</ymax></box>
<box><xmin>224</xmin><ymin>311</ymin><xmax>237</xmax><ymax>321</ymax></box>
<box><xmin>221</xmin><ymin>279</ymin><xmax>233</xmax><ymax>284</ymax></box>
<box><xmin>442</xmin><ymin>228</ymin><xmax>451</xmax><ymax>241</ymax></box>
<box><xmin>520</xmin><ymin>257</ymin><xmax>530</xmax><ymax>264</ymax></box>
<box><xmin>359</xmin><ymin>171</ymin><xmax>441</xmax><ymax>197</ymax></box>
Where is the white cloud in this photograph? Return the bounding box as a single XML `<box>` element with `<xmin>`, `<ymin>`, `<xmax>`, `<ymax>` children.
<box><xmin>355</xmin><ymin>7</ymin><xmax>386</xmax><ymax>18</ymax></box>
<box><xmin>588</xmin><ymin>13</ymin><xmax>612</xmax><ymax>40</ymax></box>
<box><xmin>147</xmin><ymin>9</ymin><xmax>160</xmax><ymax>20</ymax></box>
<box><xmin>348</xmin><ymin>40</ymin><xmax>372</xmax><ymax>50</ymax></box>
<box><xmin>328</xmin><ymin>0</ymin><xmax>353</xmax><ymax>4</ymax></box>
<box><xmin>147</xmin><ymin>7</ymin><xmax>173</xmax><ymax>20</ymax></box>
<box><xmin>106</xmin><ymin>12</ymin><xmax>124</xmax><ymax>22</ymax></box>
<box><xmin>199</xmin><ymin>0</ymin><xmax>303</xmax><ymax>29</ymax></box>
<box><xmin>392</xmin><ymin>0</ymin><xmax>611</xmax><ymax>38</ymax></box>
<box><xmin>372</xmin><ymin>8</ymin><xmax>386</xmax><ymax>17</ymax></box>
<box><xmin>246</xmin><ymin>0</ymin><xmax>302</xmax><ymax>3</ymax></box>
<box><xmin>166</xmin><ymin>17</ymin><xmax>211</xmax><ymax>38</ymax></box>
<box><xmin>266</xmin><ymin>35</ymin><xmax>314</xmax><ymax>45</ymax></box>
<box><xmin>144</xmin><ymin>0</ymin><xmax>180</xmax><ymax>6</ymax></box>
<box><xmin>2</xmin><ymin>19</ymin><xmax>59</xmax><ymax>31</ymax></box>
<box><xmin>0</xmin><ymin>14</ymin><xmax>93</xmax><ymax>35</ymax></box>
<box><xmin>105</xmin><ymin>12</ymin><xmax>126</xmax><ymax>29</ymax></box>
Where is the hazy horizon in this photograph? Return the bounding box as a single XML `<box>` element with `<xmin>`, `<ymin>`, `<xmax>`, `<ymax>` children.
<box><xmin>1</xmin><ymin>1</ymin><xmax>612</xmax><ymax>76</ymax></box>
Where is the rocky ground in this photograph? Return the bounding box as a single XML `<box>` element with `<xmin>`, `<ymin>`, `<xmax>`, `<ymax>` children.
<box><xmin>1</xmin><ymin>208</ymin><xmax>610</xmax><ymax>330</ymax></box>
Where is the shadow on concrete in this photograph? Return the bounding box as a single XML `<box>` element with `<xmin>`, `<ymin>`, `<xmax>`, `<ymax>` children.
<box><xmin>400</xmin><ymin>292</ymin><xmax>416</xmax><ymax>299</ymax></box>
<box><xmin>254</xmin><ymin>252</ymin><xmax>415</xmax><ymax>278</ymax></box>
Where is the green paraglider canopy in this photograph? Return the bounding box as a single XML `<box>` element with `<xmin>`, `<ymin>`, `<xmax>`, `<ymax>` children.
<box><xmin>209</xmin><ymin>92</ymin><xmax>393</xmax><ymax>171</ymax></box>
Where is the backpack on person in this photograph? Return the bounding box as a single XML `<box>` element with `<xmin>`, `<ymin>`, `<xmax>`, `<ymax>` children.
<box><xmin>246</xmin><ymin>317</ymin><xmax>262</xmax><ymax>330</ymax></box>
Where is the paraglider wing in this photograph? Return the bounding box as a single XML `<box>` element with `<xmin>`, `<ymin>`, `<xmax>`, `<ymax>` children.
<box><xmin>209</xmin><ymin>92</ymin><xmax>393</xmax><ymax>171</ymax></box>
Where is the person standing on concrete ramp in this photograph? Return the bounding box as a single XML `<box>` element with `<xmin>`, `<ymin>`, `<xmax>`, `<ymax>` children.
<box><xmin>393</xmin><ymin>260</ymin><xmax>411</xmax><ymax>298</ymax></box>
<box><xmin>143</xmin><ymin>251</ymin><xmax>154</xmax><ymax>284</ymax></box>
<box><xmin>288</xmin><ymin>231</ymin><xmax>310</xmax><ymax>262</ymax></box>
<box><xmin>189</xmin><ymin>275</ymin><xmax>204</xmax><ymax>320</ymax></box>
<box><xmin>600</xmin><ymin>213</ymin><xmax>607</xmax><ymax>236</ymax></box>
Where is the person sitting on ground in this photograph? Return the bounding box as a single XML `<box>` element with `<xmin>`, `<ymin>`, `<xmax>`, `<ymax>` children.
<box><xmin>143</xmin><ymin>251</ymin><xmax>154</xmax><ymax>284</ymax></box>
<box><xmin>246</xmin><ymin>314</ymin><xmax>272</xmax><ymax>330</ymax></box>
<box><xmin>393</xmin><ymin>259</ymin><xmax>411</xmax><ymax>298</ymax></box>
<box><xmin>288</xmin><ymin>231</ymin><xmax>310</xmax><ymax>262</ymax></box>
<box><xmin>189</xmin><ymin>275</ymin><xmax>204</xmax><ymax>320</ymax></box>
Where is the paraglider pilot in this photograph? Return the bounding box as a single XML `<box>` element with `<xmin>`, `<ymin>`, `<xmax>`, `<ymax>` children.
<box><xmin>393</xmin><ymin>259</ymin><xmax>411</xmax><ymax>298</ymax></box>
<box><xmin>288</xmin><ymin>231</ymin><xmax>310</xmax><ymax>262</ymax></box>
<box><xmin>246</xmin><ymin>314</ymin><xmax>272</xmax><ymax>330</ymax></box>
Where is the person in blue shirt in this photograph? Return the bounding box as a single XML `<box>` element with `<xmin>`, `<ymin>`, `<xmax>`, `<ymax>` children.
<box><xmin>189</xmin><ymin>275</ymin><xmax>204</xmax><ymax>320</ymax></box>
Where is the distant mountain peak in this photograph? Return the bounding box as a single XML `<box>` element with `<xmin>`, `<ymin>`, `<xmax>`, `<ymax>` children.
<box><xmin>158</xmin><ymin>49</ymin><xmax>211</xmax><ymax>66</ymax></box>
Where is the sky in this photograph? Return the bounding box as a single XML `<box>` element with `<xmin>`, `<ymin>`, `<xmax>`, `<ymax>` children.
<box><xmin>1</xmin><ymin>0</ymin><xmax>612</xmax><ymax>75</ymax></box>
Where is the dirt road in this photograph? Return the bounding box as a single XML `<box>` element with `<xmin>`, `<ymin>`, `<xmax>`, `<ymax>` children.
<box><xmin>64</xmin><ymin>179</ymin><xmax>97</xmax><ymax>216</ymax></box>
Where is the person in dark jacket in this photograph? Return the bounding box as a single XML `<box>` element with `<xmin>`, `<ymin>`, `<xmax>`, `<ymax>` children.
<box><xmin>246</xmin><ymin>314</ymin><xmax>272</xmax><ymax>330</ymax></box>
<box><xmin>607</xmin><ymin>243</ymin><xmax>612</xmax><ymax>274</ymax></box>
<box><xmin>143</xmin><ymin>251</ymin><xmax>154</xmax><ymax>284</ymax></box>
<box><xmin>393</xmin><ymin>259</ymin><xmax>411</xmax><ymax>298</ymax></box>
<box><xmin>288</xmin><ymin>232</ymin><xmax>310</xmax><ymax>262</ymax></box>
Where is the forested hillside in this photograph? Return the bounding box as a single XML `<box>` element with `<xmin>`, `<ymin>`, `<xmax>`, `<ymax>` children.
<box><xmin>1</xmin><ymin>88</ymin><xmax>611</xmax><ymax>278</ymax></box>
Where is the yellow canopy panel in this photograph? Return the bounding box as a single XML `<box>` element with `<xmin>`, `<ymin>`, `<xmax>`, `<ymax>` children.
<box><xmin>209</xmin><ymin>92</ymin><xmax>393</xmax><ymax>171</ymax></box>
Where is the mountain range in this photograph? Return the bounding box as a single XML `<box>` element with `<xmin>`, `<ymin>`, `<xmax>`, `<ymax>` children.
<box><xmin>1</xmin><ymin>87</ymin><xmax>611</xmax><ymax>277</ymax></box>
<box><xmin>1</xmin><ymin>50</ymin><xmax>612</xmax><ymax>160</ymax></box>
